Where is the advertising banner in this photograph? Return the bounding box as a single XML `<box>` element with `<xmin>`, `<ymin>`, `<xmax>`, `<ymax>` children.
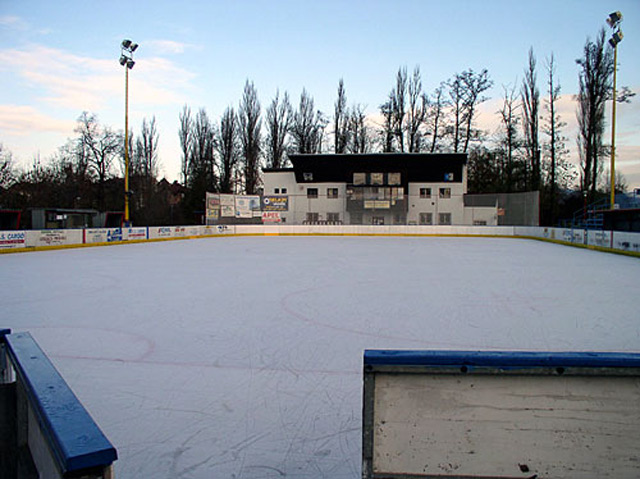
<box><xmin>0</xmin><ymin>231</ymin><xmax>26</xmax><ymax>249</ymax></box>
<box><xmin>220</xmin><ymin>194</ymin><xmax>235</xmax><ymax>217</ymax></box>
<box><xmin>261</xmin><ymin>195</ymin><xmax>289</xmax><ymax>211</ymax></box>
<box><xmin>235</xmin><ymin>195</ymin><xmax>260</xmax><ymax>218</ymax></box>
<box><xmin>84</xmin><ymin>229</ymin><xmax>109</xmax><ymax>243</ymax></box>
<box><xmin>262</xmin><ymin>212</ymin><xmax>282</xmax><ymax>223</ymax></box>
<box><xmin>125</xmin><ymin>227</ymin><xmax>147</xmax><ymax>241</ymax></box>
<box><xmin>206</xmin><ymin>193</ymin><xmax>220</xmax><ymax>220</ymax></box>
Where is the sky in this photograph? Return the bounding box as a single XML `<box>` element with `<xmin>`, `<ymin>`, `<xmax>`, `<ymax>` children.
<box><xmin>1</xmin><ymin>0</ymin><xmax>639</xmax><ymax>189</ymax></box>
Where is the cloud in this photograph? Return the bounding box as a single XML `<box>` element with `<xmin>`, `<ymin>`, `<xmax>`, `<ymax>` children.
<box><xmin>0</xmin><ymin>105</ymin><xmax>75</xmax><ymax>136</ymax></box>
<box><xmin>146</xmin><ymin>39</ymin><xmax>201</xmax><ymax>55</ymax></box>
<box><xmin>0</xmin><ymin>45</ymin><xmax>196</xmax><ymax>112</ymax></box>
<box><xmin>0</xmin><ymin>15</ymin><xmax>27</xmax><ymax>29</ymax></box>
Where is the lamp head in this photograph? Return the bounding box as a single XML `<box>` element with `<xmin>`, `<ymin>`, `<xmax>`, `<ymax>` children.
<box><xmin>119</xmin><ymin>55</ymin><xmax>127</xmax><ymax>66</ymax></box>
<box><xmin>609</xmin><ymin>29</ymin><xmax>624</xmax><ymax>48</ymax></box>
<box><xmin>126</xmin><ymin>59</ymin><xmax>135</xmax><ymax>69</ymax></box>
<box><xmin>121</xmin><ymin>39</ymin><xmax>132</xmax><ymax>49</ymax></box>
<box><xmin>130</xmin><ymin>43</ymin><xmax>139</xmax><ymax>52</ymax></box>
<box><xmin>606</xmin><ymin>11</ymin><xmax>623</xmax><ymax>28</ymax></box>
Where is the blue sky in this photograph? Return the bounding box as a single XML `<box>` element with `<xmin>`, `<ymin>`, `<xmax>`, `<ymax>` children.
<box><xmin>1</xmin><ymin>0</ymin><xmax>639</xmax><ymax>188</ymax></box>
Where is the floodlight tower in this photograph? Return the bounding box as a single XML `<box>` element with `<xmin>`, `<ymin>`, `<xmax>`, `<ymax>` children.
<box><xmin>119</xmin><ymin>39</ymin><xmax>138</xmax><ymax>227</ymax></box>
<box><xmin>607</xmin><ymin>12</ymin><xmax>623</xmax><ymax>209</ymax></box>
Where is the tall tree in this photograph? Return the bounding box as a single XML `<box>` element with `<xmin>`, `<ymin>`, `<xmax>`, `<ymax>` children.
<box><xmin>459</xmin><ymin>68</ymin><xmax>493</xmax><ymax>153</ymax></box>
<box><xmin>521</xmin><ymin>48</ymin><xmax>540</xmax><ymax>191</ymax></box>
<box><xmin>0</xmin><ymin>143</ymin><xmax>15</xmax><ymax>191</ymax></box>
<box><xmin>379</xmin><ymin>96</ymin><xmax>395</xmax><ymax>153</ymax></box>
<box><xmin>498</xmin><ymin>84</ymin><xmax>522</xmax><ymax>192</ymax></box>
<box><xmin>446</xmin><ymin>73</ymin><xmax>465</xmax><ymax>153</ymax></box>
<box><xmin>290</xmin><ymin>89</ymin><xmax>326</xmax><ymax>154</ymax></box>
<box><xmin>576</xmin><ymin>29</ymin><xmax>613</xmax><ymax>201</ymax></box>
<box><xmin>426</xmin><ymin>83</ymin><xmax>448</xmax><ymax>153</ymax></box>
<box><xmin>392</xmin><ymin>67</ymin><xmax>408</xmax><ymax>152</ymax></box>
<box><xmin>238</xmin><ymin>80</ymin><xmax>262</xmax><ymax>194</ymax></box>
<box><xmin>542</xmin><ymin>53</ymin><xmax>571</xmax><ymax>223</ymax></box>
<box><xmin>217</xmin><ymin>106</ymin><xmax>239</xmax><ymax>193</ymax></box>
<box><xmin>75</xmin><ymin>112</ymin><xmax>121</xmax><ymax>209</ymax></box>
<box><xmin>265</xmin><ymin>90</ymin><xmax>292</xmax><ymax>168</ymax></box>
<box><xmin>334</xmin><ymin>79</ymin><xmax>348</xmax><ymax>153</ymax></box>
<box><xmin>407</xmin><ymin>66</ymin><xmax>427</xmax><ymax>153</ymax></box>
<box><xmin>178</xmin><ymin>105</ymin><xmax>192</xmax><ymax>186</ymax></box>
<box><xmin>347</xmin><ymin>105</ymin><xmax>370</xmax><ymax>154</ymax></box>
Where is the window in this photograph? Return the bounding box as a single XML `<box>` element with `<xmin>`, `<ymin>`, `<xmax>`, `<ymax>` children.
<box><xmin>371</xmin><ymin>172</ymin><xmax>384</xmax><ymax>185</ymax></box>
<box><xmin>303</xmin><ymin>172</ymin><xmax>313</xmax><ymax>181</ymax></box>
<box><xmin>473</xmin><ymin>220</ymin><xmax>487</xmax><ymax>226</ymax></box>
<box><xmin>372</xmin><ymin>216</ymin><xmax>385</xmax><ymax>225</ymax></box>
<box><xmin>306</xmin><ymin>212</ymin><xmax>319</xmax><ymax>223</ymax></box>
<box><xmin>327</xmin><ymin>188</ymin><xmax>339</xmax><ymax>198</ymax></box>
<box><xmin>353</xmin><ymin>172</ymin><xmax>366</xmax><ymax>185</ymax></box>
<box><xmin>281</xmin><ymin>188</ymin><xmax>287</xmax><ymax>194</ymax></box>
<box><xmin>307</xmin><ymin>188</ymin><xmax>318</xmax><ymax>198</ymax></box>
<box><xmin>327</xmin><ymin>213</ymin><xmax>340</xmax><ymax>223</ymax></box>
<box><xmin>439</xmin><ymin>187</ymin><xmax>451</xmax><ymax>199</ymax></box>
<box><xmin>420</xmin><ymin>188</ymin><xmax>431</xmax><ymax>198</ymax></box>
<box><xmin>439</xmin><ymin>213</ymin><xmax>452</xmax><ymax>225</ymax></box>
<box><xmin>419</xmin><ymin>212</ymin><xmax>433</xmax><ymax>225</ymax></box>
<box><xmin>388</xmin><ymin>172</ymin><xmax>401</xmax><ymax>185</ymax></box>
<box><xmin>274</xmin><ymin>188</ymin><xmax>280</xmax><ymax>194</ymax></box>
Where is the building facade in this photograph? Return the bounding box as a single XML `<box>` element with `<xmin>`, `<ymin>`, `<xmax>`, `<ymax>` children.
<box><xmin>262</xmin><ymin>153</ymin><xmax>498</xmax><ymax>226</ymax></box>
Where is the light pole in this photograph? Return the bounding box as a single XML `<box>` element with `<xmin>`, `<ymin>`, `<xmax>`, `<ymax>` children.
<box><xmin>607</xmin><ymin>11</ymin><xmax>623</xmax><ymax>210</ymax></box>
<box><xmin>119</xmin><ymin>39</ymin><xmax>138</xmax><ymax>227</ymax></box>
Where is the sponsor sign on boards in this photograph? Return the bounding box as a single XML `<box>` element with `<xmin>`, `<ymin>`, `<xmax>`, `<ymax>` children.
<box><xmin>262</xmin><ymin>212</ymin><xmax>282</xmax><ymax>223</ymax></box>
<box><xmin>0</xmin><ymin>231</ymin><xmax>26</xmax><ymax>249</ymax></box>
<box><xmin>261</xmin><ymin>195</ymin><xmax>289</xmax><ymax>211</ymax></box>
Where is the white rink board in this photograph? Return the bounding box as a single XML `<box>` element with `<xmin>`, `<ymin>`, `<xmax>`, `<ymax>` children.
<box><xmin>372</xmin><ymin>373</ymin><xmax>640</xmax><ymax>478</ymax></box>
<box><xmin>1</xmin><ymin>237</ymin><xmax>640</xmax><ymax>479</ymax></box>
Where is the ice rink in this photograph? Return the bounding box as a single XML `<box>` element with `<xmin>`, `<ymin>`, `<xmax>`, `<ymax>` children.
<box><xmin>2</xmin><ymin>236</ymin><xmax>640</xmax><ymax>478</ymax></box>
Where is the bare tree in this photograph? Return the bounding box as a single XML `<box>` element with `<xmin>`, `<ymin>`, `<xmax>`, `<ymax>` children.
<box><xmin>75</xmin><ymin>112</ymin><xmax>121</xmax><ymax>209</ymax></box>
<box><xmin>576</xmin><ymin>29</ymin><xmax>613</xmax><ymax>201</ymax></box>
<box><xmin>189</xmin><ymin>108</ymin><xmax>217</xmax><ymax>191</ymax></box>
<box><xmin>521</xmin><ymin>48</ymin><xmax>540</xmax><ymax>191</ymax></box>
<box><xmin>460</xmin><ymin>69</ymin><xmax>493</xmax><ymax>153</ymax></box>
<box><xmin>347</xmin><ymin>105</ymin><xmax>370</xmax><ymax>154</ymax></box>
<box><xmin>238</xmin><ymin>80</ymin><xmax>262</xmax><ymax>194</ymax></box>
<box><xmin>334</xmin><ymin>79</ymin><xmax>348</xmax><ymax>153</ymax></box>
<box><xmin>0</xmin><ymin>143</ymin><xmax>15</xmax><ymax>190</ymax></box>
<box><xmin>407</xmin><ymin>66</ymin><xmax>427</xmax><ymax>152</ymax></box>
<box><xmin>426</xmin><ymin>83</ymin><xmax>448</xmax><ymax>153</ymax></box>
<box><xmin>290</xmin><ymin>89</ymin><xmax>326</xmax><ymax>154</ymax></box>
<box><xmin>216</xmin><ymin>106</ymin><xmax>239</xmax><ymax>193</ymax></box>
<box><xmin>392</xmin><ymin>67</ymin><xmax>408</xmax><ymax>152</ymax></box>
<box><xmin>446</xmin><ymin>73</ymin><xmax>465</xmax><ymax>153</ymax></box>
<box><xmin>542</xmin><ymin>53</ymin><xmax>571</xmax><ymax>221</ymax></box>
<box><xmin>136</xmin><ymin>116</ymin><xmax>160</xmax><ymax>180</ymax></box>
<box><xmin>379</xmin><ymin>96</ymin><xmax>395</xmax><ymax>152</ymax></box>
<box><xmin>265</xmin><ymin>90</ymin><xmax>292</xmax><ymax>168</ymax></box>
<box><xmin>178</xmin><ymin>105</ymin><xmax>192</xmax><ymax>186</ymax></box>
<box><xmin>498</xmin><ymin>84</ymin><xmax>522</xmax><ymax>192</ymax></box>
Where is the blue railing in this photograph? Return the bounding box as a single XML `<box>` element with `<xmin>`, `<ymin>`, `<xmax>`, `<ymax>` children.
<box><xmin>1</xmin><ymin>330</ymin><xmax>117</xmax><ymax>477</ymax></box>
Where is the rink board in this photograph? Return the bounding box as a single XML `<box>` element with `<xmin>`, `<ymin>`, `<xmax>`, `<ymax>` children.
<box><xmin>363</xmin><ymin>350</ymin><xmax>640</xmax><ymax>479</ymax></box>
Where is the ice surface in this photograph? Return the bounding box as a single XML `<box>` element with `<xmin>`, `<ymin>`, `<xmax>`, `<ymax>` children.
<box><xmin>2</xmin><ymin>236</ymin><xmax>639</xmax><ymax>478</ymax></box>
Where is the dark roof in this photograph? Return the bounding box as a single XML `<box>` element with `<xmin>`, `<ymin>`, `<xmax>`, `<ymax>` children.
<box><xmin>285</xmin><ymin>153</ymin><xmax>467</xmax><ymax>184</ymax></box>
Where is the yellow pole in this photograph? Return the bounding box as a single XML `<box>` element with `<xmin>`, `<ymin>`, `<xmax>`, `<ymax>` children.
<box><xmin>124</xmin><ymin>66</ymin><xmax>130</xmax><ymax>226</ymax></box>
<box><xmin>610</xmin><ymin>44</ymin><xmax>617</xmax><ymax>209</ymax></box>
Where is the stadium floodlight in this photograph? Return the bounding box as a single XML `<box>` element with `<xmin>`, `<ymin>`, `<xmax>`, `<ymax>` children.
<box><xmin>119</xmin><ymin>39</ymin><xmax>139</xmax><ymax>227</ymax></box>
<box><xmin>606</xmin><ymin>11</ymin><xmax>622</xmax><ymax>28</ymax></box>
<box><xmin>606</xmin><ymin>12</ymin><xmax>623</xmax><ymax>209</ymax></box>
<box><xmin>609</xmin><ymin>30</ymin><xmax>623</xmax><ymax>48</ymax></box>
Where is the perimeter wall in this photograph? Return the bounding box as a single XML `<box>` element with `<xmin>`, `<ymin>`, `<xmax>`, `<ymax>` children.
<box><xmin>0</xmin><ymin>225</ymin><xmax>639</xmax><ymax>255</ymax></box>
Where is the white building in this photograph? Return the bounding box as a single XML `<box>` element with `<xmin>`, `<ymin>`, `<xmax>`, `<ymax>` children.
<box><xmin>262</xmin><ymin>153</ymin><xmax>498</xmax><ymax>226</ymax></box>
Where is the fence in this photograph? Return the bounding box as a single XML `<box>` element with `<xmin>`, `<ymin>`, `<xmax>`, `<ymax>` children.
<box><xmin>0</xmin><ymin>225</ymin><xmax>639</xmax><ymax>256</ymax></box>
<box><xmin>0</xmin><ymin>330</ymin><xmax>117</xmax><ymax>478</ymax></box>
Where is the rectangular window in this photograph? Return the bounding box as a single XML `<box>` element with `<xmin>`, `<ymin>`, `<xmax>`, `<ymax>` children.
<box><xmin>420</xmin><ymin>188</ymin><xmax>431</xmax><ymax>198</ymax></box>
<box><xmin>353</xmin><ymin>172</ymin><xmax>366</xmax><ymax>185</ymax></box>
<box><xmin>327</xmin><ymin>188</ymin><xmax>339</xmax><ymax>198</ymax></box>
<box><xmin>281</xmin><ymin>188</ymin><xmax>287</xmax><ymax>194</ymax></box>
<box><xmin>439</xmin><ymin>187</ymin><xmax>451</xmax><ymax>199</ymax></box>
<box><xmin>419</xmin><ymin>212</ymin><xmax>433</xmax><ymax>225</ymax></box>
<box><xmin>473</xmin><ymin>220</ymin><xmax>487</xmax><ymax>226</ymax></box>
<box><xmin>388</xmin><ymin>172</ymin><xmax>401</xmax><ymax>185</ymax></box>
<box><xmin>372</xmin><ymin>216</ymin><xmax>385</xmax><ymax>225</ymax></box>
<box><xmin>327</xmin><ymin>213</ymin><xmax>340</xmax><ymax>223</ymax></box>
<box><xmin>306</xmin><ymin>212</ymin><xmax>319</xmax><ymax>223</ymax></box>
<box><xmin>274</xmin><ymin>188</ymin><xmax>280</xmax><ymax>194</ymax></box>
<box><xmin>371</xmin><ymin>172</ymin><xmax>384</xmax><ymax>185</ymax></box>
<box><xmin>439</xmin><ymin>213</ymin><xmax>452</xmax><ymax>225</ymax></box>
<box><xmin>307</xmin><ymin>188</ymin><xmax>318</xmax><ymax>198</ymax></box>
